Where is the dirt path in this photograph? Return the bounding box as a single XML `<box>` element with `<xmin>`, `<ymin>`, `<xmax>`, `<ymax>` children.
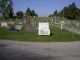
<box><xmin>0</xmin><ymin>40</ymin><xmax>80</xmax><ymax>60</ymax></box>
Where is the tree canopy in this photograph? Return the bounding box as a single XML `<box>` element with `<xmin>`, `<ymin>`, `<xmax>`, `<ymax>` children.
<box><xmin>16</xmin><ymin>11</ymin><xmax>23</xmax><ymax>19</ymax></box>
<box><xmin>49</xmin><ymin>3</ymin><xmax>80</xmax><ymax>20</ymax></box>
<box><xmin>26</xmin><ymin>8</ymin><xmax>38</xmax><ymax>17</ymax></box>
<box><xmin>60</xmin><ymin>3</ymin><xmax>80</xmax><ymax>20</ymax></box>
<box><xmin>1</xmin><ymin>1</ymin><xmax>80</xmax><ymax>20</ymax></box>
<box><xmin>0</xmin><ymin>0</ymin><xmax>14</xmax><ymax>19</ymax></box>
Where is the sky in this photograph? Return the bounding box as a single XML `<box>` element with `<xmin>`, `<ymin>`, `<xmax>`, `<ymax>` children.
<box><xmin>12</xmin><ymin>0</ymin><xmax>80</xmax><ymax>16</ymax></box>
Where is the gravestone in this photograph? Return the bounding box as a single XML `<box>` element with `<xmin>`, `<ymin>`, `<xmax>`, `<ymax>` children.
<box><xmin>9</xmin><ymin>25</ymin><xmax>16</xmax><ymax>31</ymax></box>
<box><xmin>15</xmin><ymin>25</ymin><xmax>22</xmax><ymax>31</ymax></box>
<box><xmin>1</xmin><ymin>22</ymin><xmax>8</xmax><ymax>28</ymax></box>
<box><xmin>19</xmin><ymin>22</ymin><xmax>22</xmax><ymax>24</ymax></box>
<box><xmin>24</xmin><ymin>20</ymin><xmax>26</xmax><ymax>23</ymax></box>
<box><xmin>38</xmin><ymin>23</ymin><xmax>50</xmax><ymax>35</ymax></box>
<box><xmin>51</xmin><ymin>19</ymin><xmax>53</xmax><ymax>23</ymax></box>
<box><xmin>76</xmin><ymin>22</ymin><xmax>80</xmax><ymax>27</ymax></box>
<box><xmin>60</xmin><ymin>20</ymin><xmax>65</xmax><ymax>30</ymax></box>
<box><xmin>9</xmin><ymin>22</ymin><xmax>14</xmax><ymax>24</ymax></box>
<box><xmin>9</xmin><ymin>25</ymin><xmax>22</xmax><ymax>31</ymax></box>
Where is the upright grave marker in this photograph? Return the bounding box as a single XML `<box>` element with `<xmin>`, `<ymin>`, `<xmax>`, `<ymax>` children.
<box><xmin>1</xmin><ymin>22</ymin><xmax>8</xmax><ymax>28</ymax></box>
<box><xmin>38</xmin><ymin>23</ymin><xmax>50</xmax><ymax>35</ymax></box>
<box><xmin>15</xmin><ymin>25</ymin><xmax>22</xmax><ymax>31</ymax></box>
<box><xmin>60</xmin><ymin>20</ymin><xmax>65</xmax><ymax>30</ymax></box>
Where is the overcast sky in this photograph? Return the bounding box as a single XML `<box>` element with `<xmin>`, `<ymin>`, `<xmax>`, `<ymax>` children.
<box><xmin>12</xmin><ymin>0</ymin><xmax>80</xmax><ymax>16</ymax></box>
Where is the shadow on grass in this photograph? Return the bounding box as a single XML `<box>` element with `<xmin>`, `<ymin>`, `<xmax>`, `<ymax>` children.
<box><xmin>50</xmin><ymin>32</ymin><xmax>54</xmax><ymax>36</ymax></box>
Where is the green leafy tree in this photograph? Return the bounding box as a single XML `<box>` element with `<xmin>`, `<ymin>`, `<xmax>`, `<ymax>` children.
<box><xmin>35</xmin><ymin>13</ymin><xmax>38</xmax><ymax>17</ymax></box>
<box><xmin>31</xmin><ymin>10</ymin><xmax>38</xmax><ymax>17</ymax></box>
<box><xmin>31</xmin><ymin>10</ymin><xmax>35</xmax><ymax>17</ymax></box>
<box><xmin>5</xmin><ymin>4</ymin><xmax>14</xmax><ymax>19</ymax></box>
<box><xmin>48</xmin><ymin>10</ymin><xmax>58</xmax><ymax>17</ymax></box>
<box><xmin>53</xmin><ymin>10</ymin><xmax>58</xmax><ymax>17</ymax></box>
<box><xmin>16</xmin><ymin>11</ymin><xmax>23</xmax><ymax>19</ymax></box>
<box><xmin>26</xmin><ymin>8</ymin><xmax>31</xmax><ymax>17</ymax></box>
<box><xmin>31</xmin><ymin>10</ymin><xmax>35</xmax><ymax>16</ymax></box>
<box><xmin>0</xmin><ymin>0</ymin><xmax>14</xmax><ymax>19</ymax></box>
<box><xmin>26</xmin><ymin>8</ymin><xmax>38</xmax><ymax>17</ymax></box>
<box><xmin>58</xmin><ymin>3</ymin><xmax>80</xmax><ymax>20</ymax></box>
<box><xmin>48</xmin><ymin>14</ymin><xmax>53</xmax><ymax>17</ymax></box>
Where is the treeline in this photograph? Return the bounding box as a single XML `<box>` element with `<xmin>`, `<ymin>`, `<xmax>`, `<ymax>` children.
<box><xmin>16</xmin><ymin>8</ymin><xmax>38</xmax><ymax>19</ymax></box>
<box><xmin>0</xmin><ymin>0</ymin><xmax>38</xmax><ymax>19</ymax></box>
<box><xmin>0</xmin><ymin>0</ymin><xmax>80</xmax><ymax>20</ymax></box>
<box><xmin>49</xmin><ymin>3</ymin><xmax>80</xmax><ymax>20</ymax></box>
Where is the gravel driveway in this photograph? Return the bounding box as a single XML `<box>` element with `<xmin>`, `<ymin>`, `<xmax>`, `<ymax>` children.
<box><xmin>0</xmin><ymin>40</ymin><xmax>80</xmax><ymax>60</ymax></box>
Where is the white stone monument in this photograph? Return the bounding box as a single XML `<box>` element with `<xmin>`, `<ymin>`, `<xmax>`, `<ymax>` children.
<box><xmin>19</xmin><ymin>22</ymin><xmax>22</xmax><ymax>24</ymax></box>
<box><xmin>38</xmin><ymin>23</ymin><xmax>50</xmax><ymax>35</ymax></box>
<box><xmin>51</xmin><ymin>19</ymin><xmax>53</xmax><ymax>23</ymax></box>
<box><xmin>10</xmin><ymin>22</ymin><xmax>14</xmax><ymax>24</ymax></box>
<box><xmin>1</xmin><ymin>22</ymin><xmax>8</xmax><ymax>27</ymax></box>
<box><xmin>24</xmin><ymin>20</ymin><xmax>26</xmax><ymax>23</ymax></box>
<box><xmin>76</xmin><ymin>22</ymin><xmax>80</xmax><ymax>27</ymax></box>
<box><xmin>60</xmin><ymin>20</ymin><xmax>65</xmax><ymax>30</ymax></box>
<box><xmin>15</xmin><ymin>25</ymin><xmax>22</xmax><ymax>30</ymax></box>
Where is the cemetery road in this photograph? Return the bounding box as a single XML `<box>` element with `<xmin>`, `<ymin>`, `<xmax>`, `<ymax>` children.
<box><xmin>0</xmin><ymin>40</ymin><xmax>80</xmax><ymax>60</ymax></box>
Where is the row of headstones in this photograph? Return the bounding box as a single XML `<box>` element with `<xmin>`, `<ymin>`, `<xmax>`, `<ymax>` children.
<box><xmin>51</xmin><ymin>19</ymin><xmax>80</xmax><ymax>28</ymax></box>
<box><xmin>28</xmin><ymin>18</ymin><xmax>80</xmax><ymax>31</ymax></box>
<box><xmin>28</xmin><ymin>17</ymin><xmax>80</xmax><ymax>27</ymax></box>
<box><xmin>61</xmin><ymin>20</ymin><xmax>80</xmax><ymax>28</ymax></box>
<box><xmin>0</xmin><ymin>22</ymin><xmax>23</xmax><ymax>31</ymax></box>
<box><xmin>0</xmin><ymin>20</ymin><xmax>38</xmax><ymax>31</ymax></box>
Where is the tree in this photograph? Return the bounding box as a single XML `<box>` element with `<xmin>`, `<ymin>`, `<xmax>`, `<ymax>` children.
<box><xmin>0</xmin><ymin>0</ymin><xmax>14</xmax><ymax>19</ymax></box>
<box><xmin>26</xmin><ymin>8</ymin><xmax>38</xmax><ymax>17</ymax></box>
<box><xmin>58</xmin><ymin>3</ymin><xmax>80</xmax><ymax>20</ymax></box>
<box><xmin>31</xmin><ymin>10</ymin><xmax>35</xmax><ymax>16</ymax></box>
<box><xmin>35</xmin><ymin>13</ymin><xmax>38</xmax><ymax>17</ymax></box>
<box><xmin>16</xmin><ymin>11</ymin><xmax>23</xmax><ymax>19</ymax></box>
<box><xmin>48</xmin><ymin>10</ymin><xmax>58</xmax><ymax>17</ymax></box>
<box><xmin>53</xmin><ymin>10</ymin><xmax>58</xmax><ymax>17</ymax></box>
<box><xmin>48</xmin><ymin>14</ymin><xmax>53</xmax><ymax>17</ymax></box>
<box><xmin>26</xmin><ymin>8</ymin><xmax>31</xmax><ymax>17</ymax></box>
<box><xmin>5</xmin><ymin>4</ymin><xmax>14</xmax><ymax>19</ymax></box>
<box><xmin>31</xmin><ymin>10</ymin><xmax>38</xmax><ymax>17</ymax></box>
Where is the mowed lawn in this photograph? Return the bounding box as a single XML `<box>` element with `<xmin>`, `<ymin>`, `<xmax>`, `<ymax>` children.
<box><xmin>0</xmin><ymin>27</ymin><xmax>80</xmax><ymax>42</ymax></box>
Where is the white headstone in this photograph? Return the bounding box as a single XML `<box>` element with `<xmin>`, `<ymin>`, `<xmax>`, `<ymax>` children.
<box><xmin>19</xmin><ymin>22</ymin><xmax>22</xmax><ymax>24</ymax></box>
<box><xmin>76</xmin><ymin>22</ymin><xmax>80</xmax><ymax>27</ymax></box>
<box><xmin>51</xmin><ymin>19</ymin><xmax>53</xmax><ymax>23</ymax></box>
<box><xmin>24</xmin><ymin>20</ymin><xmax>26</xmax><ymax>23</ymax></box>
<box><xmin>15</xmin><ymin>25</ymin><xmax>22</xmax><ymax>30</ymax></box>
<box><xmin>10</xmin><ymin>22</ymin><xmax>14</xmax><ymax>24</ymax></box>
<box><xmin>1</xmin><ymin>22</ymin><xmax>8</xmax><ymax>27</ymax></box>
<box><xmin>60</xmin><ymin>21</ymin><xmax>65</xmax><ymax>30</ymax></box>
<box><xmin>38</xmin><ymin>23</ymin><xmax>50</xmax><ymax>35</ymax></box>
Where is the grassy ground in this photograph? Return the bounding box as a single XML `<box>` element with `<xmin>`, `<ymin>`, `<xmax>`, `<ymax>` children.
<box><xmin>0</xmin><ymin>26</ymin><xmax>80</xmax><ymax>42</ymax></box>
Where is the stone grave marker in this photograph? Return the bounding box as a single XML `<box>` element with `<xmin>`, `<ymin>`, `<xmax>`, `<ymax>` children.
<box><xmin>1</xmin><ymin>22</ymin><xmax>8</xmax><ymax>28</ymax></box>
<box><xmin>15</xmin><ymin>25</ymin><xmax>22</xmax><ymax>31</ymax></box>
<box><xmin>60</xmin><ymin>20</ymin><xmax>65</xmax><ymax>30</ymax></box>
<box><xmin>76</xmin><ymin>22</ymin><xmax>80</xmax><ymax>27</ymax></box>
<box><xmin>51</xmin><ymin>19</ymin><xmax>53</xmax><ymax>23</ymax></box>
<box><xmin>24</xmin><ymin>20</ymin><xmax>26</xmax><ymax>23</ymax></box>
<box><xmin>9</xmin><ymin>22</ymin><xmax>14</xmax><ymax>24</ymax></box>
<box><xmin>19</xmin><ymin>22</ymin><xmax>22</xmax><ymax>25</ymax></box>
<box><xmin>38</xmin><ymin>23</ymin><xmax>50</xmax><ymax>35</ymax></box>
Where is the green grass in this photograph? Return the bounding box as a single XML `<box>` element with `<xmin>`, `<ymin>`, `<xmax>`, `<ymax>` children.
<box><xmin>0</xmin><ymin>27</ymin><xmax>80</xmax><ymax>42</ymax></box>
